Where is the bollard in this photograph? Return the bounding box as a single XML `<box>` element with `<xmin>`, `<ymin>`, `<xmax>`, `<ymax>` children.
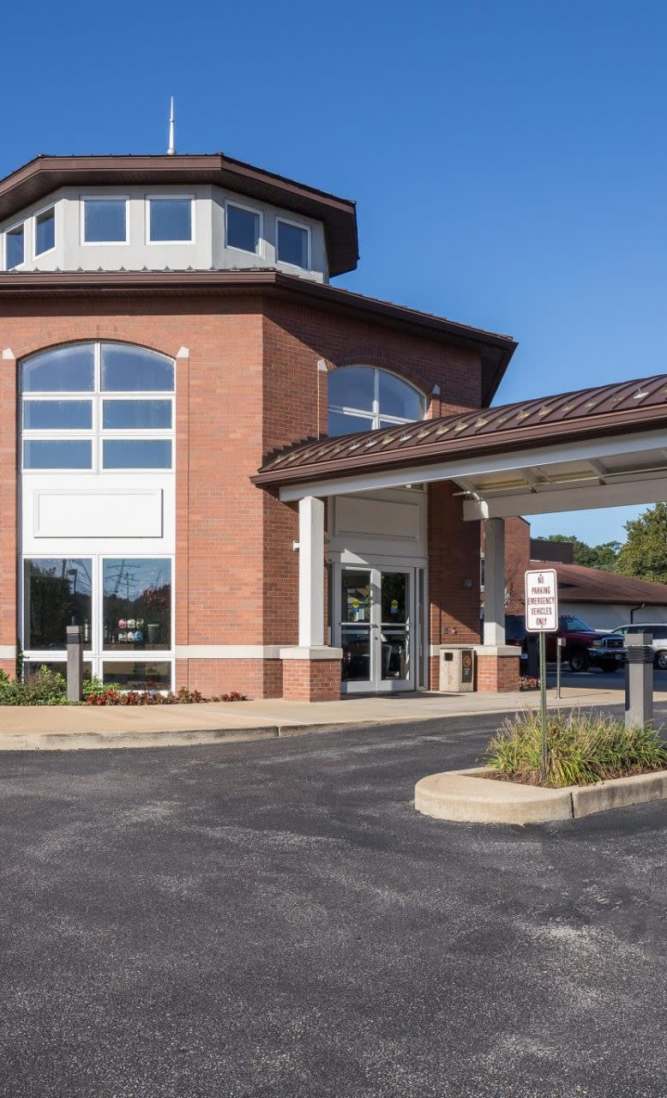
<box><xmin>624</xmin><ymin>631</ymin><xmax>653</xmax><ymax>729</ymax></box>
<box><xmin>525</xmin><ymin>634</ymin><xmax>539</xmax><ymax>679</ymax></box>
<box><xmin>66</xmin><ymin>624</ymin><xmax>84</xmax><ymax>703</ymax></box>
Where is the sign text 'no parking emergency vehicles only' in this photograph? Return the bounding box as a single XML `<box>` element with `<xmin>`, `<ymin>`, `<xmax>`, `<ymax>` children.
<box><xmin>524</xmin><ymin>568</ymin><xmax>559</xmax><ymax>633</ymax></box>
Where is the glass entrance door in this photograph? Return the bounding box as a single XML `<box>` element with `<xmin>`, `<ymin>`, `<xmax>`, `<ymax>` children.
<box><xmin>338</xmin><ymin>565</ymin><xmax>415</xmax><ymax>693</ymax></box>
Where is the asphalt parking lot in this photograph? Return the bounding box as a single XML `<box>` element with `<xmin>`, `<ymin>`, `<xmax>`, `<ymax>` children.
<box><xmin>1</xmin><ymin>705</ymin><xmax>666</xmax><ymax>1097</ymax></box>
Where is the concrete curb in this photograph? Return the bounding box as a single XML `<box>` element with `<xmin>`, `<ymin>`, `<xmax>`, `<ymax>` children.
<box><xmin>414</xmin><ymin>766</ymin><xmax>667</xmax><ymax>824</ymax></box>
<box><xmin>0</xmin><ymin>720</ymin><xmax>382</xmax><ymax>752</ymax></box>
<box><xmin>0</xmin><ymin>694</ymin><xmax>636</xmax><ymax>752</ymax></box>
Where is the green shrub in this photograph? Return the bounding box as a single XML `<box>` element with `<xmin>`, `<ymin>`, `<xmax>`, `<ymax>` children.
<box><xmin>485</xmin><ymin>709</ymin><xmax>667</xmax><ymax>787</ymax></box>
<box><xmin>0</xmin><ymin>666</ymin><xmax>68</xmax><ymax>706</ymax></box>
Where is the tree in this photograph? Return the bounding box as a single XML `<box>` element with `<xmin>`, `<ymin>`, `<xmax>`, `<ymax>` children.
<box><xmin>616</xmin><ymin>503</ymin><xmax>667</xmax><ymax>584</ymax></box>
<box><xmin>539</xmin><ymin>534</ymin><xmax>620</xmax><ymax>571</ymax></box>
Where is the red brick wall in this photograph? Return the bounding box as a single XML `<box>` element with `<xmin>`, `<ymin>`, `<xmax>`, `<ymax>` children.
<box><xmin>282</xmin><ymin>658</ymin><xmax>341</xmax><ymax>701</ymax></box>
<box><xmin>477</xmin><ymin>653</ymin><xmax>521</xmax><ymax>693</ymax></box>
<box><xmin>504</xmin><ymin>516</ymin><xmax>530</xmax><ymax>615</ymax></box>
<box><xmin>0</xmin><ymin>289</ymin><xmax>489</xmax><ymax>696</ymax></box>
<box><xmin>175</xmin><ymin>658</ymin><xmax>282</xmax><ymax>698</ymax></box>
<box><xmin>261</xmin><ymin>301</ymin><xmax>486</xmax><ymax>667</ymax></box>
<box><xmin>428</xmin><ymin>482</ymin><xmax>481</xmax><ymax>688</ymax></box>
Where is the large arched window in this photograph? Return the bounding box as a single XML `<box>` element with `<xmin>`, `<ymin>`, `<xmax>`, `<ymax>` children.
<box><xmin>20</xmin><ymin>340</ymin><xmax>175</xmax><ymax>691</ymax></box>
<box><xmin>21</xmin><ymin>341</ymin><xmax>174</xmax><ymax>471</ymax></box>
<box><xmin>328</xmin><ymin>366</ymin><xmax>426</xmax><ymax>436</ymax></box>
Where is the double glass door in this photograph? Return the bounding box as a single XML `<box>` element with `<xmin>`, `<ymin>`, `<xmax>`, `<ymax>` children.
<box><xmin>337</xmin><ymin>566</ymin><xmax>415</xmax><ymax>692</ymax></box>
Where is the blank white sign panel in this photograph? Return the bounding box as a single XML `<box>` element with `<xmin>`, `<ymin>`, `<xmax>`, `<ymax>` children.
<box><xmin>34</xmin><ymin>490</ymin><xmax>163</xmax><ymax>538</ymax></box>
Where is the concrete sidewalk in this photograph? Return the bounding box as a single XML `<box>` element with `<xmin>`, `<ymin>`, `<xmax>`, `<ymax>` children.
<box><xmin>0</xmin><ymin>682</ymin><xmax>658</xmax><ymax>750</ymax></box>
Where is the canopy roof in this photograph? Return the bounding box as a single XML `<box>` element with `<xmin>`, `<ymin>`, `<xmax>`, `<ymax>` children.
<box><xmin>255</xmin><ymin>372</ymin><xmax>667</xmax><ymax>518</ymax></box>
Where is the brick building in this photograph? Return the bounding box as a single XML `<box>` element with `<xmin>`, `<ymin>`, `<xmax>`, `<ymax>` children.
<box><xmin>0</xmin><ymin>150</ymin><xmax>520</xmax><ymax>699</ymax></box>
<box><xmin>3</xmin><ymin>150</ymin><xmax>665</xmax><ymax>700</ymax></box>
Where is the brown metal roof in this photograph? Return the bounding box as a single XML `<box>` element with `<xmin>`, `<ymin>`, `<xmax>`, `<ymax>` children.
<box><xmin>254</xmin><ymin>373</ymin><xmax>667</xmax><ymax>488</ymax></box>
<box><xmin>0</xmin><ymin>153</ymin><xmax>358</xmax><ymax>276</ymax></box>
<box><xmin>531</xmin><ymin>560</ymin><xmax>667</xmax><ymax>606</ymax></box>
<box><xmin>0</xmin><ymin>269</ymin><xmax>516</xmax><ymax>403</ymax></box>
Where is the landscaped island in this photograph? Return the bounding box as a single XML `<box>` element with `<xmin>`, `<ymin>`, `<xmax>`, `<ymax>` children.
<box><xmin>415</xmin><ymin>710</ymin><xmax>667</xmax><ymax>824</ymax></box>
<box><xmin>485</xmin><ymin>710</ymin><xmax>667</xmax><ymax>787</ymax></box>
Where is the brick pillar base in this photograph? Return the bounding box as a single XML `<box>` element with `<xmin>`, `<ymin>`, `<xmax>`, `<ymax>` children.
<box><xmin>0</xmin><ymin>659</ymin><xmax>14</xmax><ymax>678</ymax></box>
<box><xmin>476</xmin><ymin>646</ymin><xmax>521</xmax><ymax>692</ymax></box>
<box><xmin>280</xmin><ymin>647</ymin><xmax>342</xmax><ymax>701</ymax></box>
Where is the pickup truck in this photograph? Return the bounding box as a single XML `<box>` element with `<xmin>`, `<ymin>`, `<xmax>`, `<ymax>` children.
<box><xmin>505</xmin><ymin>614</ymin><xmax>607</xmax><ymax>672</ymax></box>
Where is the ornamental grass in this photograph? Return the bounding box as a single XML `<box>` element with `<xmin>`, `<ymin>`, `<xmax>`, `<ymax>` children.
<box><xmin>485</xmin><ymin>709</ymin><xmax>667</xmax><ymax>788</ymax></box>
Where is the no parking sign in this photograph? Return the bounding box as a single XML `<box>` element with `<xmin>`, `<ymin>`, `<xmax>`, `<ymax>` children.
<box><xmin>524</xmin><ymin>568</ymin><xmax>559</xmax><ymax>633</ymax></box>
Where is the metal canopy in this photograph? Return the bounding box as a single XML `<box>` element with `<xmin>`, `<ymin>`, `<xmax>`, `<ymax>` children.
<box><xmin>254</xmin><ymin>373</ymin><xmax>667</xmax><ymax>518</ymax></box>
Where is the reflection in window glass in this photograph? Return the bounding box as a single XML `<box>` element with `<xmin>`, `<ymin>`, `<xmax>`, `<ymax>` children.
<box><xmin>277</xmin><ymin>220</ymin><xmax>309</xmax><ymax>267</ymax></box>
<box><xmin>149</xmin><ymin>197</ymin><xmax>192</xmax><ymax>242</ymax></box>
<box><xmin>103</xmin><ymin>559</ymin><xmax>171</xmax><ymax>651</ymax></box>
<box><xmin>381</xmin><ymin>572</ymin><xmax>407</xmax><ymax>623</ymax></box>
<box><xmin>328</xmin><ymin>367</ymin><xmax>375</xmax><ymax>412</ymax></box>
<box><xmin>227</xmin><ymin>204</ymin><xmax>260</xmax><ymax>253</ymax></box>
<box><xmin>378</xmin><ymin>370</ymin><xmax>424</xmax><ymax>420</ymax></box>
<box><xmin>102</xmin><ymin>399</ymin><xmax>172</xmax><ymax>429</ymax></box>
<box><xmin>328</xmin><ymin>366</ymin><xmax>425</xmax><ymax>437</ymax></box>
<box><xmin>23</xmin><ymin>400</ymin><xmax>92</xmax><ymax>430</ymax></box>
<box><xmin>103</xmin><ymin>439</ymin><xmax>172</xmax><ymax>469</ymax></box>
<box><xmin>83</xmin><ymin>198</ymin><xmax>127</xmax><ymax>243</ymax></box>
<box><xmin>6</xmin><ymin>224</ymin><xmax>24</xmax><ymax>269</ymax></box>
<box><xmin>327</xmin><ymin>410</ymin><xmax>373</xmax><ymax>437</ymax></box>
<box><xmin>341</xmin><ymin>627</ymin><xmax>371</xmax><ymax>682</ymax></box>
<box><xmin>101</xmin><ymin>344</ymin><xmax>174</xmax><ymax>391</ymax></box>
<box><xmin>103</xmin><ymin>661</ymin><xmax>172</xmax><ymax>690</ymax></box>
<box><xmin>35</xmin><ymin>208</ymin><xmax>55</xmax><ymax>255</ymax></box>
<box><xmin>24</xmin><ymin>440</ymin><xmax>92</xmax><ymax>469</ymax></box>
<box><xmin>22</xmin><ymin>345</ymin><xmax>95</xmax><ymax>392</ymax></box>
<box><xmin>342</xmin><ymin>570</ymin><xmax>372</xmax><ymax>624</ymax></box>
<box><xmin>23</xmin><ymin>661</ymin><xmax>92</xmax><ymax>682</ymax></box>
<box><xmin>24</xmin><ymin>559</ymin><xmax>92</xmax><ymax>649</ymax></box>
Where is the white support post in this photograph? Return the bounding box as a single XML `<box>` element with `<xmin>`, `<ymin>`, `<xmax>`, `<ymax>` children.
<box><xmin>298</xmin><ymin>496</ymin><xmax>325</xmax><ymax>648</ymax></box>
<box><xmin>483</xmin><ymin>517</ymin><xmax>506</xmax><ymax>647</ymax></box>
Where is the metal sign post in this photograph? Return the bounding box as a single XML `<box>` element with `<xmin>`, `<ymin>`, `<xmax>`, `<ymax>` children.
<box><xmin>524</xmin><ymin>569</ymin><xmax>559</xmax><ymax>783</ymax></box>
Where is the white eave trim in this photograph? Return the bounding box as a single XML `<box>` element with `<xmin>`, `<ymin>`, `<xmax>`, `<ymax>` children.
<box><xmin>276</xmin><ymin>428</ymin><xmax>667</xmax><ymax>504</ymax></box>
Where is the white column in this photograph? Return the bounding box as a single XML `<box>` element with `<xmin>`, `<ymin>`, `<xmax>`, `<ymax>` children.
<box><xmin>298</xmin><ymin>496</ymin><xmax>325</xmax><ymax>648</ymax></box>
<box><xmin>483</xmin><ymin>517</ymin><xmax>506</xmax><ymax>646</ymax></box>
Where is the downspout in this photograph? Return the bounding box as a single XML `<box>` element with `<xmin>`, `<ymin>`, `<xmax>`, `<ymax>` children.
<box><xmin>630</xmin><ymin>602</ymin><xmax>645</xmax><ymax>624</ymax></box>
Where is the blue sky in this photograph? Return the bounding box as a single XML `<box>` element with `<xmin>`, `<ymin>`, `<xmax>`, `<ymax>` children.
<box><xmin>4</xmin><ymin>0</ymin><xmax>665</xmax><ymax>544</ymax></box>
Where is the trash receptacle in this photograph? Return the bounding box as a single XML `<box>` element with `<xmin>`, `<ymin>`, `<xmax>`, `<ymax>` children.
<box><xmin>439</xmin><ymin>646</ymin><xmax>475</xmax><ymax>692</ymax></box>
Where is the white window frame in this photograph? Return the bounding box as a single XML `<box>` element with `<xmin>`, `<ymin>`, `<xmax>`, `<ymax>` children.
<box><xmin>81</xmin><ymin>196</ymin><xmax>130</xmax><ymax>246</ymax></box>
<box><xmin>33</xmin><ymin>204</ymin><xmax>57</xmax><ymax>259</ymax></box>
<box><xmin>4</xmin><ymin>219</ymin><xmax>26</xmax><ymax>271</ymax></box>
<box><xmin>328</xmin><ymin>366</ymin><xmax>426</xmax><ymax>434</ymax></box>
<box><xmin>21</xmin><ymin>341</ymin><xmax>175</xmax><ymax>475</ymax></box>
<box><xmin>146</xmin><ymin>194</ymin><xmax>195</xmax><ymax>246</ymax></box>
<box><xmin>21</xmin><ymin>553</ymin><xmax>176</xmax><ymax>691</ymax></box>
<box><xmin>99</xmin><ymin>554</ymin><xmax>175</xmax><ymax>666</ymax></box>
<box><xmin>225</xmin><ymin>199</ymin><xmax>264</xmax><ymax>257</ymax></box>
<box><xmin>276</xmin><ymin>216</ymin><xmax>311</xmax><ymax>270</ymax></box>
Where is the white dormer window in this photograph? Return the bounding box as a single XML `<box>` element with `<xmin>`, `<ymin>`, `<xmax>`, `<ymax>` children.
<box><xmin>35</xmin><ymin>208</ymin><xmax>55</xmax><ymax>256</ymax></box>
<box><xmin>6</xmin><ymin>223</ymin><xmax>24</xmax><ymax>269</ymax></box>
<box><xmin>277</xmin><ymin>218</ymin><xmax>310</xmax><ymax>269</ymax></box>
<box><xmin>82</xmin><ymin>197</ymin><xmax>128</xmax><ymax>244</ymax></box>
<box><xmin>226</xmin><ymin>202</ymin><xmax>261</xmax><ymax>255</ymax></box>
<box><xmin>147</xmin><ymin>196</ymin><xmax>193</xmax><ymax>243</ymax></box>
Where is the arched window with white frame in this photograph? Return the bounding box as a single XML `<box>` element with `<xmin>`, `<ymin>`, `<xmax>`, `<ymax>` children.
<box><xmin>19</xmin><ymin>339</ymin><xmax>176</xmax><ymax>691</ymax></box>
<box><xmin>328</xmin><ymin>365</ymin><xmax>426</xmax><ymax>437</ymax></box>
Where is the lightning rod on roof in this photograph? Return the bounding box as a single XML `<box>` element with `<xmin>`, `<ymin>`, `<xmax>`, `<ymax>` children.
<box><xmin>167</xmin><ymin>97</ymin><xmax>175</xmax><ymax>155</ymax></box>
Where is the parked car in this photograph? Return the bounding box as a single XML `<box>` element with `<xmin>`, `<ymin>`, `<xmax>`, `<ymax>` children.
<box><xmin>503</xmin><ymin>613</ymin><xmax>605</xmax><ymax>672</ymax></box>
<box><xmin>588</xmin><ymin>632</ymin><xmax>626</xmax><ymax>672</ymax></box>
<box><xmin>609</xmin><ymin>623</ymin><xmax>667</xmax><ymax>670</ymax></box>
